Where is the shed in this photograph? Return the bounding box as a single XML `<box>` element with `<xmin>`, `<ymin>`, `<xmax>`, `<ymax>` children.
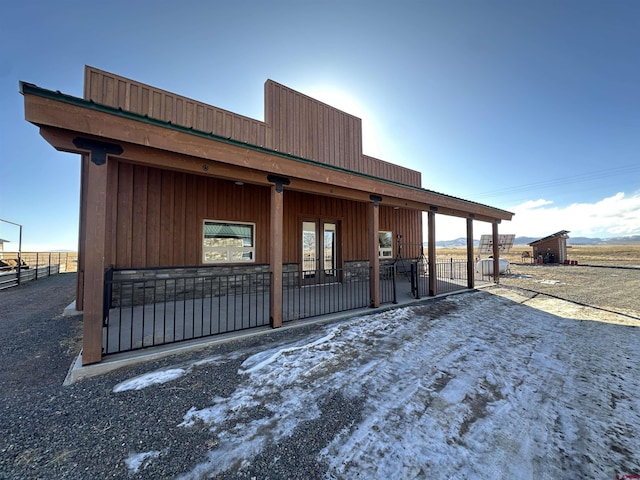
<box><xmin>529</xmin><ymin>230</ymin><xmax>570</xmax><ymax>264</ymax></box>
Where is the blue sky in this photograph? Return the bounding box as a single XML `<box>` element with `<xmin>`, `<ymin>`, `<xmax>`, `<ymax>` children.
<box><xmin>1</xmin><ymin>0</ymin><xmax>639</xmax><ymax>251</ymax></box>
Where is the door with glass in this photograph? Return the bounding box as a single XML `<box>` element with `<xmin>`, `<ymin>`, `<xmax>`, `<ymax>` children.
<box><xmin>302</xmin><ymin>220</ymin><xmax>339</xmax><ymax>284</ymax></box>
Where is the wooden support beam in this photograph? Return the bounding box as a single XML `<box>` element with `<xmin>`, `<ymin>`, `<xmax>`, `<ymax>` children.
<box><xmin>36</xmin><ymin>126</ymin><xmax>513</xmax><ymax>228</ymax></box>
<box><xmin>269</xmin><ymin>180</ymin><xmax>285</xmax><ymax>328</ymax></box>
<box><xmin>467</xmin><ymin>218</ymin><xmax>475</xmax><ymax>289</ymax></box>
<box><xmin>428</xmin><ymin>211</ymin><xmax>437</xmax><ymax>296</ymax></box>
<box><xmin>492</xmin><ymin>221</ymin><xmax>500</xmax><ymax>284</ymax></box>
<box><xmin>81</xmin><ymin>152</ymin><xmax>110</xmax><ymax>365</ymax></box>
<box><xmin>368</xmin><ymin>195</ymin><xmax>381</xmax><ymax>308</ymax></box>
<box><xmin>24</xmin><ymin>92</ymin><xmax>514</xmax><ymax>221</ymax></box>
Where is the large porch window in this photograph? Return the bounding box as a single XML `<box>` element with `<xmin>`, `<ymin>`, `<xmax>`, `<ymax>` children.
<box><xmin>202</xmin><ymin>220</ymin><xmax>255</xmax><ymax>263</ymax></box>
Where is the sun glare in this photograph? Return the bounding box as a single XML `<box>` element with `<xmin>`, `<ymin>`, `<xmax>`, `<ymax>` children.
<box><xmin>303</xmin><ymin>85</ymin><xmax>383</xmax><ymax>158</ymax></box>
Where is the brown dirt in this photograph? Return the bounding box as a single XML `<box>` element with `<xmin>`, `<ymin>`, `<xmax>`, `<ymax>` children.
<box><xmin>487</xmin><ymin>263</ymin><xmax>640</xmax><ymax>326</ymax></box>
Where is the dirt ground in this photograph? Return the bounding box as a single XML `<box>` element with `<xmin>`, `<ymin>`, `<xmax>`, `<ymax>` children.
<box><xmin>494</xmin><ymin>263</ymin><xmax>640</xmax><ymax>325</ymax></box>
<box><xmin>2</xmin><ymin>267</ymin><xmax>640</xmax><ymax>478</ymax></box>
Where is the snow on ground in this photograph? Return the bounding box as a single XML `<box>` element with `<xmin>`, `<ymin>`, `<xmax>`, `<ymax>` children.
<box><xmin>125</xmin><ymin>450</ymin><xmax>162</xmax><ymax>474</ymax></box>
<box><xmin>114</xmin><ymin>290</ymin><xmax>640</xmax><ymax>479</ymax></box>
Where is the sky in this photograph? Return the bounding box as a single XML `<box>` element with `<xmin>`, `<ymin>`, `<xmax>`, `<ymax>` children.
<box><xmin>108</xmin><ymin>291</ymin><xmax>640</xmax><ymax>478</ymax></box>
<box><xmin>1</xmin><ymin>0</ymin><xmax>639</xmax><ymax>251</ymax></box>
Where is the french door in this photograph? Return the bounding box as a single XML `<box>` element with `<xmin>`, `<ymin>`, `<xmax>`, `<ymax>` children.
<box><xmin>302</xmin><ymin>220</ymin><xmax>339</xmax><ymax>284</ymax></box>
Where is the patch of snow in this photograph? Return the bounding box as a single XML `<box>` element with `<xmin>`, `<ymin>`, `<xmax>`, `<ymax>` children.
<box><xmin>114</xmin><ymin>368</ymin><xmax>186</xmax><ymax>392</ymax></box>
<box><xmin>118</xmin><ymin>291</ymin><xmax>640</xmax><ymax>478</ymax></box>
<box><xmin>113</xmin><ymin>354</ymin><xmax>230</xmax><ymax>392</ymax></box>
<box><xmin>125</xmin><ymin>450</ymin><xmax>161</xmax><ymax>474</ymax></box>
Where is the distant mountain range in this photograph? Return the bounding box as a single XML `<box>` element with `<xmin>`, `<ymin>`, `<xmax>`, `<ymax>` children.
<box><xmin>434</xmin><ymin>235</ymin><xmax>640</xmax><ymax>248</ymax></box>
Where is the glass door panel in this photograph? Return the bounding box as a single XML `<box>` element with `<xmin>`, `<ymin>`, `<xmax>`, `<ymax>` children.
<box><xmin>301</xmin><ymin>220</ymin><xmax>340</xmax><ymax>284</ymax></box>
<box><xmin>323</xmin><ymin>222</ymin><xmax>337</xmax><ymax>281</ymax></box>
<box><xmin>302</xmin><ymin>221</ymin><xmax>317</xmax><ymax>279</ymax></box>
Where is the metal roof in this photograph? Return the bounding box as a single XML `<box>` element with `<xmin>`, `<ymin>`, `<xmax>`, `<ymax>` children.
<box><xmin>528</xmin><ymin>230</ymin><xmax>570</xmax><ymax>246</ymax></box>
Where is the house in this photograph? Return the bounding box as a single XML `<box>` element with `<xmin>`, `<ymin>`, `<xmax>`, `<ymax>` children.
<box><xmin>21</xmin><ymin>67</ymin><xmax>513</xmax><ymax>365</ymax></box>
<box><xmin>529</xmin><ymin>230</ymin><xmax>570</xmax><ymax>264</ymax></box>
<box><xmin>0</xmin><ymin>239</ymin><xmax>8</xmax><ymax>253</ymax></box>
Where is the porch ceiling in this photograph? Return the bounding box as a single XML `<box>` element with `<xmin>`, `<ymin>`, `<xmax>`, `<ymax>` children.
<box><xmin>22</xmin><ymin>83</ymin><xmax>513</xmax><ymax>223</ymax></box>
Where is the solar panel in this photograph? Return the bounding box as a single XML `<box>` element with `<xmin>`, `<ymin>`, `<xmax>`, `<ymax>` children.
<box><xmin>478</xmin><ymin>234</ymin><xmax>515</xmax><ymax>255</ymax></box>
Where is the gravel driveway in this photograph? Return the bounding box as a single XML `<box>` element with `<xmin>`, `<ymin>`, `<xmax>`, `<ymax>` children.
<box><xmin>499</xmin><ymin>263</ymin><xmax>640</xmax><ymax>319</ymax></box>
<box><xmin>1</xmin><ymin>267</ymin><xmax>639</xmax><ymax>479</ymax></box>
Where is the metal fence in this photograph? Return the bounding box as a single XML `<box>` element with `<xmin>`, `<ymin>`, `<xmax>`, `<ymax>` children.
<box><xmin>411</xmin><ymin>259</ymin><xmax>473</xmax><ymax>298</ymax></box>
<box><xmin>282</xmin><ymin>264</ymin><xmax>398</xmax><ymax>322</ymax></box>
<box><xmin>0</xmin><ymin>252</ymin><xmax>74</xmax><ymax>290</ymax></box>
<box><xmin>103</xmin><ymin>269</ymin><xmax>271</xmax><ymax>355</ymax></box>
<box><xmin>282</xmin><ymin>266</ymin><xmax>371</xmax><ymax>322</ymax></box>
<box><xmin>103</xmin><ymin>263</ymin><xmax>401</xmax><ymax>355</ymax></box>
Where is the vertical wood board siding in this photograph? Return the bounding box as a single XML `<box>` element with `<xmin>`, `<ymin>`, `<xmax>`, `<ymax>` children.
<box><xmin>84</xmin><ymin>67</ymin><xmax>267</xmax><ymax>147</ymax></box>
<box><xmin>265</xmin><ymin>81</ymin><xmax>363</xmax><ymax>171</ymax></box>
<box><xmin>363</xmin><ymin>155</ymin><xmax>421</xmax><ymax>188</ymax></box>
<box><xmin>84</xmin><ymin>67</ymin><xmax>421</xmax><ymax>188</ymax></box>
<box><xmin>108</xmin><ymin>162</ymin><xmax>271</xmax><ymax>268</ymax></box>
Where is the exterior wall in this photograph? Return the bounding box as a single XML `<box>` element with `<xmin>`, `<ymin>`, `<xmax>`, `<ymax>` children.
<box><xmin>105</xmin><ymin>161</ymin><xmax>423</xmax><ymax>270</ymax></box>
<box><xmin>283</xmin><ymin>191</ymin><xmax>422</xmax><ymax>264</ymax></box>
<box><xmin>84</xmin><ymin>67</ymin><xmax>267</xmax><ymax>146</ymax></box>
<box><xmin>379</xmin><ymin>206</ymin><xmax>424</xmax><ymax>261</ymax></box>
<box><xmin>110</xmin><ymin>264</ymin><xmax>271</xmax><ymax>307</ymax></box>
<box><xmin>531</xmin><ymin>238</ymin><xmax>566</xmax><ymax>264</ymax></box>
<box><xmin>84</xmin><ymin>67</ymin><xmax>421</xmax><ymax>187</ymax></box>
<box><xmin>105</xmin><ymin>160</ymin><xmax>271</xmax><ymax>268</ymax></box>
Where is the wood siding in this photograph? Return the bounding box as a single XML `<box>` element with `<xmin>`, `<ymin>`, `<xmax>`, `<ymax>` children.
<box><xmin>362</xmin><ymin>155</ymin><xmax>422</xmax><ymax>189</ymax></box>
<box><xmin>265</xmin><ymin>81</ymin><xmax>363</xmax><ymax>172</ymax></box>
<box><xmin>106</xmin><ymin>161</ymin><xmax>271</xmax><ymax>268</ymax></box>
<box><xmin>105</xmin><ymin>163</ymin><xmax>422</xmax><ymax>268</ymax></box>
<box><xmin>84</xmin><ymin>67</ymin><xmax>421</xmax><ymax>188</ymax></box>
<box><xmin>282</xmin><ymin>192</ymin><xmax>422</xmax><ymax>264</ymax></box>
<box><xmin>379</xmin><ymin>206</ymin><xmax>424</xmax><ymax>260</ymax></box>
<box><xmin>84</xmin><ymin>67</ymin><xmax>267</xmax><ymax>147</ymax></box>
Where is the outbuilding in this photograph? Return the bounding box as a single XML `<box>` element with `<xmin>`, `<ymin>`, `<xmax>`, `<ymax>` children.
<box><xmin>529</xmin><ymin>230</ymin><xmax>570</xmax><ymax>264</ymax></box>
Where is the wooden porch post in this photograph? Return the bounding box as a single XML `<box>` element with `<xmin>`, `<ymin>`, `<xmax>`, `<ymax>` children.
<box><xmin>492</xmin><ymin>221</ymin><xmax>500</xmax><ymax>284</ymax></box>
<box><xmin>466</xmin><ymin>217</ymin><xmax>474</xmax><ymax>289</ymax></box>
<box><xmin>76</xmin><ymin>154</ymin><xmax>89</xmax><ymax>311</ymax></box>
<box><xmin>69</xmin><ymin>138</ymin><xmax>123</xmax><ymax>365</ymax></box>
<box><xmin>369</xmin><ymin>195</ymin><xmax>381</xmax><ymax>308</ymax></box>
<box><xmin>80</xmin><ymin>155</ymin><xmax>109</xmax><ymax>364</ymax></box>
<box><xmin>427</xmin><ymin>209</ymin><xmax>437</xmax><ymax>296</ymax></box>
<box><xmin>268</xmin><ymin>175</ymin><xmax>289</xmax><ymax>328</ymax></box>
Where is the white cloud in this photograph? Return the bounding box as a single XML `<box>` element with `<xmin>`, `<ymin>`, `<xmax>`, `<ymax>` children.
<box><xmin>432</xmin><ymin>192</ymin><xmax>640</xmax><ymax>241</ymax></box>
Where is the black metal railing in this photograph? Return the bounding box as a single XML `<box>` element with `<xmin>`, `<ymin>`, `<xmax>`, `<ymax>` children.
<box><xmin>411</xmin><ymin>259</ymin><xmax>471</xmax><ymax>298</ymax></box>
<box><xmin>103</xmin><ymin>263</ymin><xmax>401</xmax><ymax>355</ymax></box>
<box><xmin>103</xmin><ymin>270</ymin><xmax>271</xmax><ymax>355</ymax></box>
<box><xmin>380</xmin><ymin>263</ymin><xmax>397</xmax><ymax>305</ymax></box>
<box><xmin>282</xmin><ymin>266</ymin><xmax>371</xmax><ymax>322</ymax></box>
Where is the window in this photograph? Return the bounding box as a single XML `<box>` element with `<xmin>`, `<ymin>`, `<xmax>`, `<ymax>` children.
<box><xmin>379</xmin><ymin>231</ymin><xmax>393</xmax><ymax>259</ymax></box>
<box><xmin>202</xmin><ymin>220</ymin><xmax>255</xmax><ymax>263</ymax></box>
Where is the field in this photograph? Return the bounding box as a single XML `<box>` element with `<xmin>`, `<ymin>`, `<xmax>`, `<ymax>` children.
<box><xmin>435</xmin><ymin>243</ymin><xmax>640</xmax><ymax>267</ymax></box>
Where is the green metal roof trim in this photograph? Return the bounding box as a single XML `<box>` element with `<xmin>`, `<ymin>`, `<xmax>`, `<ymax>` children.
<box><xmin>20</xmin><ymin>81</ymin><xmax>513</xmax><ymax>217</ymax></box>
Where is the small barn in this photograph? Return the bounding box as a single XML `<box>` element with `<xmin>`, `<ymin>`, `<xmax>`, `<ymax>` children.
<box><xmin>21</xmin><ymin>67</ymin><xmax>513</xmax><ymax>365</ymax></box>
<box><xmin>529</xmin><ymin>230</ymin><xmax>570</xmax><ymax>264</ymax></box>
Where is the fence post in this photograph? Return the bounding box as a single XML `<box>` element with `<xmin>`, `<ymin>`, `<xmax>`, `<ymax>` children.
<box><xmin>35</xmin><ymin>252</ymin><xmax>39</xmax><ymax>280</ymax></box>
<box><xmin>412</xmin><ymin>263</ymin><xmax>420</xmax><ymax>299</ymax></box>
<box><xmin>392</xmin><ymin>266</ymin><xmax>397</xmax><ymax>304</ymax></box>
<box><xmin>49</xmin><ymin>252</ymin><xmax>52</xmax><ymax>276</ymax></box>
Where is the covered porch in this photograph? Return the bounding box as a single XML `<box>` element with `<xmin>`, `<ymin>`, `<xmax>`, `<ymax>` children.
<box><xmin>21</xmin><ymin>67</ymin><xmax>512</xmax><ymax>365</ymax></box>
<box><xmin>102</xmin><ymin>261</ymin><xmax>490</xmax><ymax>356</ymax></box>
